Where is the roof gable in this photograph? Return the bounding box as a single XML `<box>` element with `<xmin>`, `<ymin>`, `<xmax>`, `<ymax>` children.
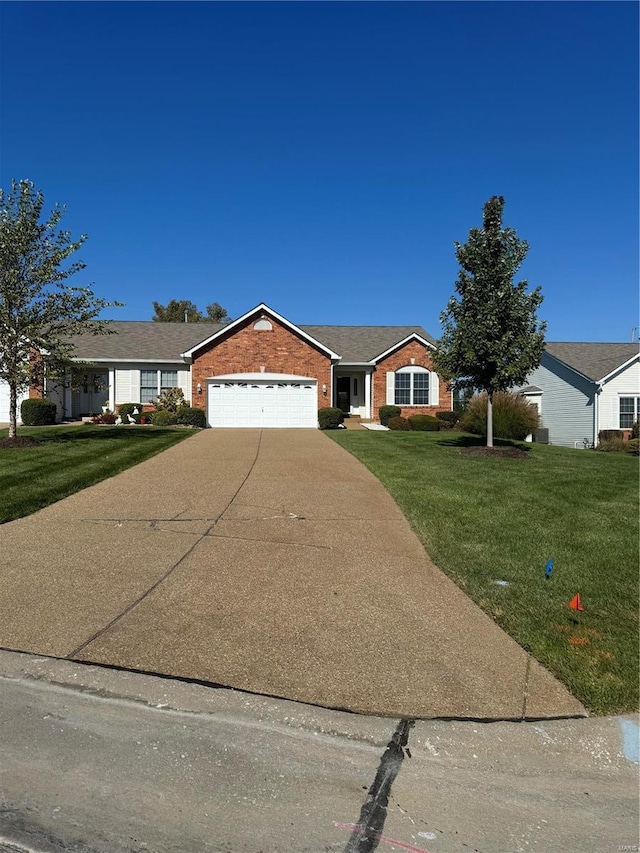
<box><xmin>545</xmin><ymin>342</ymin><xmax>640</xmax><ymax>383</ymax></box>
<box><xmin>181</xmin><ymin>304</ymin><xmax>341</xmax><ymax>360</ymax></box>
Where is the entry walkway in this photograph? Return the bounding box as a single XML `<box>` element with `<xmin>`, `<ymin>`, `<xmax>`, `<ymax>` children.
<box><xmin>0</xmin><ymin>430</ymin><xmax>585</xmax><ymax>719</ymax></box>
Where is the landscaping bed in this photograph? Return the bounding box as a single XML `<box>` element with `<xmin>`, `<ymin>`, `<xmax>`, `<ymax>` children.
<box><xmin>328</xmin><ymin>429</ymin><xmax>639</xmax><ymax>715</ymax></box>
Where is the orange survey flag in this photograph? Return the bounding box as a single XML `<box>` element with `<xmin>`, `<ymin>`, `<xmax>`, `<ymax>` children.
<box><xmin>569</xmin><ymin>594</ymin><xmax>584</xmax><ymax>612</ymax></box>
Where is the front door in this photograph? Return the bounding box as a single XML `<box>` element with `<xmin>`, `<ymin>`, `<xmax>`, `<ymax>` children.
<box><xmin>336</xmin><ymin>376</ymin><xmax>350</xmax><ymax>413</ymax></box>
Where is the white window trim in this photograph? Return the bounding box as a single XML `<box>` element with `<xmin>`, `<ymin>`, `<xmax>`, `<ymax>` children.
<box><xmin>386</xmin><ymin>365</ymin><xmax>440</xmax><ymax>407</ymax></box>
<box><xmin>140</xmin><ymin>368</ymin><xmax>179</xmax><ymax>404</ymax></box>
<box><xmin>618</xmin><ymin>395</ymin><xmax>640</xmax><ymax>429</ymax></box>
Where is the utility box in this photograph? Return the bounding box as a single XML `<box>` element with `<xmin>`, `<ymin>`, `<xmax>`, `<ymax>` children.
<box><xmin>534</xmin><ymin>428</ymin><xmax>549</xmax><ymax>444</ymax></box>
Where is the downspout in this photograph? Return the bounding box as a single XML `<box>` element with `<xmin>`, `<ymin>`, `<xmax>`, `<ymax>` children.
<box><xmin>594</xmin><ymin>382</ymin><xmax>604</xmax><ymax>447</ymax></box>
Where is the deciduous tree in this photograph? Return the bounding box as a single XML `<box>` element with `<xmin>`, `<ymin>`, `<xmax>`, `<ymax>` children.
<box><xmin>434</xmin><ymin>196</ymin><xmax>546</xmax><ymax>447</ymax></box>
<box><xmin>0</xmin><ymin>180</ymin><xmax>119</xmax><ymax>439</ymax></box>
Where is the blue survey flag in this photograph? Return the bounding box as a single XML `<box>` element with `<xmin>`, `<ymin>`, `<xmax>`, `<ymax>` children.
<box><xmin>545</xmin><ymin>558</ymin><xmax>553</xmax><ymax>579</ymax></box>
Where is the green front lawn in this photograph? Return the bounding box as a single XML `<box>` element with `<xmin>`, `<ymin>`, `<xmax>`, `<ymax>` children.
<box><xmin>0</xmin><ymin>425</ymin><xmax>193</xmax><ymax>524</ymax></box>
<box><xmin>328</xmin><ymin>430</ymin><xmax>639</xmax><ymax>715</ymax></box>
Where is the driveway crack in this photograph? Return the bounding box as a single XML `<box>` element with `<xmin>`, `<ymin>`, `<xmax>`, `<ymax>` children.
<box><xmin>66</xmin><ymin>431</ymin><xmax>264</xmax><ymax>659</ymax></box>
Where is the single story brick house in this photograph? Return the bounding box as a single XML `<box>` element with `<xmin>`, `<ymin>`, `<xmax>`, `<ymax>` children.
<box><xmin>514</xmin><ymin>342</ymin><xmax>640</xmax><ymax>448</ymax></box>
<box><xmin>10</xmin><ymin>303</ymin><xmax>452</xmax><ymax>428</ymax></box>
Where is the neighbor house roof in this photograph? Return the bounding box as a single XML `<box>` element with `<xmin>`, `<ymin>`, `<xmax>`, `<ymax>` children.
<box><xmin>545</xmin><ymin>342</ymin><xmax>640</xmax><ymax>383</ymax></box>
<box><xmin>65</xmin><ymin>320</ymin><xmax>437</xmax><ymax>363</ymax></box>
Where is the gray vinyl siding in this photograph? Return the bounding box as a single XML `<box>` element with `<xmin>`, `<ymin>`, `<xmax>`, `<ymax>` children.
<box><xmin>518</xmin><ymin>354</ymin><xmax>595</xmax><ymax>448</ymax></box>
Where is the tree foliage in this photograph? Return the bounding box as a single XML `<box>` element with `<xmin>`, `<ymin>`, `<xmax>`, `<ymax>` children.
<box><xmin>433</xmin><ymin>196</ymin><xmax>546</xmax><ymax>446</ymax></box>
<box><xmin>152</xmin><ymin>299</ymin><xmax>230</xmax><ymax>323</ymax></box>
<box><xmin>0</xmin><ymin>179</ymin><xmax>119</xmax><ymax>438</ymax></box>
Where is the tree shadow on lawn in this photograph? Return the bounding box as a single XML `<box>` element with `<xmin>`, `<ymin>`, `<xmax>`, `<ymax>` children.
<box><xmin>434</xmin><ymin>433</ymin><xmax>532</xmax><ymax>457</ymax></box>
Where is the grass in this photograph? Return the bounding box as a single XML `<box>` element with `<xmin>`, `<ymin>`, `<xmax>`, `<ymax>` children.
<box><xmin>0</xmin><ymin>425</ymin><xmax>194</xmax><ymax>524</ymax></box>
<box><xmin>328</xmin><ymin>430</ymin><xmax>639</xmax><ymax>715</ymax></box>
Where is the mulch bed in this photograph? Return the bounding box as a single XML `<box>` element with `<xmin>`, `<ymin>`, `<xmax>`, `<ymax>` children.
<box><xmin>0</xmin><ymin>436</ymin><xmax>43</xmax><ymax>449</ymax></box>
<box><xmin>461</xmin><ymin>445</ymin><xmax>529</xmax><ymax>459</ymax></box>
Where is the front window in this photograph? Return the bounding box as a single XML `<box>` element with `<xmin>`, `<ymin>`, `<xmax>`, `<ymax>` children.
<box><xmin>141</xmin><ymin>369</ymin><xmax>178</xmax><ymax>404</ymax></box>
<box><xmin>619</xmin><ymin>396</ymin><xmax>640</xmax><ymax>429</ymax></box>
<box><xmin>394</xmin><ymin>366</ymin><xmax>429</xmax><ymax>406</ymax></box>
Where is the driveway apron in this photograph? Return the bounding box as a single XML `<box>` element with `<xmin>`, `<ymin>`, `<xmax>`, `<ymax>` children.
<box><xmin>0</xmin><ymin>429</ymin><xmax>585</xmax><ymax>719</ymax></box>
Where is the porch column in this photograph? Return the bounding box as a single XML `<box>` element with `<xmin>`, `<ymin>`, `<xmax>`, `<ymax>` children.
<box><xmin>64</xmin><ymin>372</ymin><xmax>72</xmax><ymax>420</ymax></box>
<box><xmin>108</xmin><ymin>368</ymin><xmax>115</xmax><ymax>412</ymax></box>
<box><xmin>365</xmin><ymin>371</ymin><xmax>372</xmax><ymax>419</ymax></box>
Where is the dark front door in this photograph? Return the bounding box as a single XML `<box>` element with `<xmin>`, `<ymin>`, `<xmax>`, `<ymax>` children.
<box><xmin>336</xmin><ymin>376</ymin><xmax>350</xmax><ymax>413</ymax></box>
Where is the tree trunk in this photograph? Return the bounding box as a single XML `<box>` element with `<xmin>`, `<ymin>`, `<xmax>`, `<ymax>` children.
<box><xmin>486</xmin><ymin>392</ymin><xmax>494</xmax><ymax>448</ymax></box>
<box><xmin>9</xmin><ymin>381</ymin><xmax>17</xmax><ymax>439</ymax></box>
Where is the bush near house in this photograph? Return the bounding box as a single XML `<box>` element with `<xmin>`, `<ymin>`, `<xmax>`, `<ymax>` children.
<box><xmin>118</xmin><ymin>403</ymin><xmax>142</xmax><ymax>419</ymax></box>
<box><xmin>388</xmin><ymin>416</ymin><xmax>411</xmax><ymax>431</ymax></box>
<box><xmin>176</xmin><ymin>407</ymin><xmax>206</xmax><ymax>428</ymax></box>
<box><xmin>379</xmin><ymin>405</ymin><xmax>401</xmax><ymax>426</ymax></box>
<box><xmin>318</xmin><ymin>407</ymin><xmax>344</xmax><ymax>430</ymax></box>
<box><xmin>20</xmin><ymin>398</ymin><xmax>57</xmax><ymax>426</ymax></box>
<box><xmin>151</xmin><ymin>409</ymin><xmax>177</xmax><ymax>426</ymax></box>
<box><xmin>626</xmin><ymin>439</ymin><xmax>639</xmax><ymax>455</ymax></box>
<box><xmin>154</xmin><ymin>388</ymin><xmax>187</xmax><ymax>413</ymax></box>
<box><xmin>599</xmin><ymin>430</ymin><xmax>624</xmax><ymax>443</ymax></box>
<box><xmin>91</xmin><ymin>413</ymin><xmax>117</xmax><ymax>425</ymax></box>
<box><xmin>436</xmin><ymin>411</ymin><xmax>459</xmax><ymax>429</ymax></box>
<box><xmin>631</xmin><ymin>420</ymin><xmax>639</xmax><ymax>439</ymax></box>
<box><xmin>408</xmin><ymin>414</ymin><xmax>440</xmax><ymax>431</ymax></box>
<box><xmin>460</xmin><ymin>391</ymin><xmax>539</xmax><ymax>441</ymax></box>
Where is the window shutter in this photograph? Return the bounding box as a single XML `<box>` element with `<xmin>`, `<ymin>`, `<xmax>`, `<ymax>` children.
<box><xmin>386</xmin><ymin>372</ymin><xmax>395</xmax><ymax>405</ymax></box>
<box><xmin>430</xmin><ymin>372</ymin><xmax>439</xmax><ymax>407</ymax></box>
<box><xmin>130</xmin><ymin>370</ymin><xmax>141</xmax><ymax>404</ymax></box>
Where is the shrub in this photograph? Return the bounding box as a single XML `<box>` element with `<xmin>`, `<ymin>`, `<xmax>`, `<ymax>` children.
<box><xmin>176</xmin><ymin>407</ymin><xmax>206</xmax><ymax>428</ymax></box>
<box><xmin>151</xmin><ymin>409</ymin><xmax>177</xmax><ymax>426</ymax></box>
<box><xmin>435</xmin><ymin>411</ymin><xmax>458</xmax><ymax>429</ymax></box>
<box><xmin>379</xmin><ymin>405</ymin><xmax>401</xmax><ymax>426</ymax></box>
<box><xmin>388</xmin><ymin>416</ymin><xmax>411</xmax><ymax>431</ymax></box>
<box><xmin>626</xmin><ymin>438</ymin><xmax>639</xmax><ymax>454</ymax></box>
<box><xmin>631</xmin><ymin>420</ymin><xmax>639</xmax><ymax>440</ymax></box>
<box><xmin>20</xmin><ymin>397</ymin><xmax>57</xmax><ymax>426</ymax></box>
<box><xmin>118</xmin><ymin>403</ymin><xmax>142</xmax><ymax>419</ymax></box>
<box><xmin>459</xmin><ymin>391</ymin><xmax>539</xmax><ymax>440</ymax></box>
<box><xmin>597</xmin><ymin>437</ymin><xmax>627</xmax><ymax>453</ymax></box>
<box><xmin>91</xmin><ymin>412</ymin><xmax>117</xmax><ymax>425</ymax></box>
<box><xmin>318</xmin><ymin>407</ymin><xmax>344</xmax><ymax>430</ymax></box>
<box><xmin>408</xmin><ymin>414</ymin><xmax>440</xmax><ymax>431</ymax></box>
<box><xmin>154</xmin><ymin>388</ymin><xmax>187</xmax><ymax>413</ymax></box>
<box><xmin>599</xmin><ymin>429</ymin><xmax>624</xmax><ymax>443</ymax></box>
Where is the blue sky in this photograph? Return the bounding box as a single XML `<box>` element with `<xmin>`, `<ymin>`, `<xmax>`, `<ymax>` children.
<box><xmin>0</xmin><ymin>1</ymin><xmax>637</xmax><ymax>341</ymax></box>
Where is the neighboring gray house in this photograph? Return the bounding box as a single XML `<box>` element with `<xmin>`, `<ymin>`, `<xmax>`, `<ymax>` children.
<box><xmin>516</xmin><ymin>343</ymin><xmax>640</xmax><ymax>448</ymax></box>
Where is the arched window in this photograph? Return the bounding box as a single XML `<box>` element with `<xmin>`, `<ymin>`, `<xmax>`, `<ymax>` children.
<box><xmin>394</xmin><ymin>365</ymin><xmax>429</xmax><ymax>406</ymax></box>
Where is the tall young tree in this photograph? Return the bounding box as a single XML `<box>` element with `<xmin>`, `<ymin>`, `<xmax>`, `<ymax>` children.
<box><xmin>0</xmin><ymin>180</ymin><xmax>118</xmax><ymax>439</ymax></box>
<box><xmin>434</xmin><ymin>196</ymin><xmax>546</xmax><ymax>447</ymax></box>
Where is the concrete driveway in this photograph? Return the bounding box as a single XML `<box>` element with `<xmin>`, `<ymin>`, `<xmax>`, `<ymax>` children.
<box><xmin>0</xmin><ymin>429</ymin><xmax>585</xmax><ymax>719</ymax></box>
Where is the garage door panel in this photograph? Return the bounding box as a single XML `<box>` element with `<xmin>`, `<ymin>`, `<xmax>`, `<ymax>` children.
<box><xmin>208</xmin><ymin>379</ymin><xmax>317</xmax><ymax>428</ymax></box>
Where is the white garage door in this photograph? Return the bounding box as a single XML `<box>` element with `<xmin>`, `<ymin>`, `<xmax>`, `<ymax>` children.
<box><xmin>208</xmin><ymin>377</ymin><xmax>318</xmax><ymax>428</ymax></box>
<box><xmin>0</xmin><ymin>382</ymin><xmax>28</xmax><ymax>423</ymax></box>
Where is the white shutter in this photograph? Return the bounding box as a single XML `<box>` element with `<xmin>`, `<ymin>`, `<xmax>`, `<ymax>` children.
<box><xmin>430</xmin><ymin>372</ymin><xmax>439</xmax><ymax>407</ymax></box>
<box><xmin>386</xmin><ymin>372</ymin><xmax>395</xmax><ymax>405</ymax></box>
<box><xmin>178</xmin><ymin>370</ymin><xmax>191</xmax><ymax>404</ymax></box>
<box><xmin>114</xmin><ymin>369</ymin><xmax>131</xmax><ymax>405</ymax></box>
<box><xmin>130</xmin><ymin>370</ymin><xmax>141</xmax><ymax>404</ymax></box>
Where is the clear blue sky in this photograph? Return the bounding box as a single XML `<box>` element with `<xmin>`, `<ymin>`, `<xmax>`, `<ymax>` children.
<box><xmin>1</xmin><ymin>2</ymin><xmax>637</xmax><ymax>341</ymax></box>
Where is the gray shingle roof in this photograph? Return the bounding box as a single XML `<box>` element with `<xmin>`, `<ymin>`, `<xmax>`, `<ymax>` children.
<box><xmin>545</xmin><ymin>342</ymin><xmax>639</xmax><ymax>382</ymax></box>
<box><xmin>66</xmin><ymin>321</ymin><xmax>437</xmax><ymax>363</ymax></box>
<box><xmin>66</xmin><ymin>322</ymin><xmax>223</xmax><ymax>361</ymax></box>
<box><xmin>300</xmin><ymin>325</ymin><xmax>436</xmax><ymax>361</ymax></box>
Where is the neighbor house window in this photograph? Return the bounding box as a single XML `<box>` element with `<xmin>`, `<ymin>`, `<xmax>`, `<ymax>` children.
<box><xmin>140</xmin><ymin>369</ymin><xmax>179</xmax><ymax>404</ymax></box>
<box><xmin>394</xmin><ymin>366</ymin><xmax>429</xmax><ymax>406</ymax></box>
<box><xmin>619</xmin><ymin>396</ymin><xmax>640</xmax><ymax>429</ymax></box>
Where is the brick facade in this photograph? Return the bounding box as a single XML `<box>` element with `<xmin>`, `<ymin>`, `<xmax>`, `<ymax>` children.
<box><xmin>373</xmin><ymin>340</ymin><xmax>451</xmax><ymax>419</ymax></box>
<box><xmin>190</xmin><ymin>315</ymin><xmax>333</xmax><ymax>411</ymax></box>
